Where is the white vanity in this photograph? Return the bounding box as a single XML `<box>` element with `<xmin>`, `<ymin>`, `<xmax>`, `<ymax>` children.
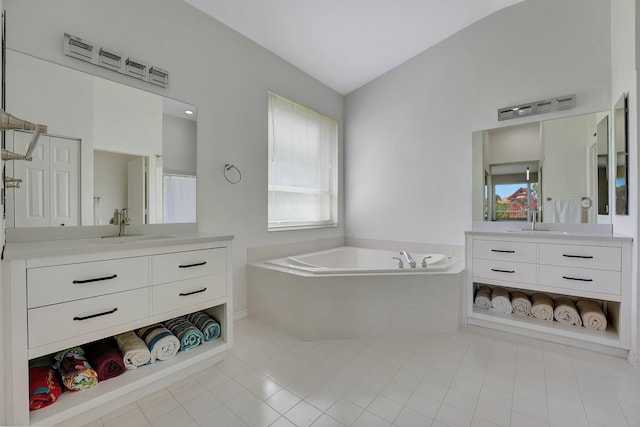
<box><xmin>465</xmin><ymin>228</ymin><xmax>634</xmax><ymax>362</ymax></box>
<box><xmin>2</xmin><ymin>233</ymin><xmax>233</xmax><ymax>426</ymax></box>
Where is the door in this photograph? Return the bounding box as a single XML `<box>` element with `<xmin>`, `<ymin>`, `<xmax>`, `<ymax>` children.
<box><xmin>11</xmin><ymin>131</ymin><xmax>49</xmax><ymax>227</ymax></box>
<box><xmin>127</xmin><ymin>156</ymin><xmax>147</xmax><ymax>225</ymax></box>
<box><xmin>50</xmin><ymin>136</ymin><xmax>80</xmax><ymax>226</ymax></box>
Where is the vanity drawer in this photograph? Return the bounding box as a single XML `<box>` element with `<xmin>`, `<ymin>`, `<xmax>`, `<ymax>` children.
<box><xmin>27</xmin><ymin>257</ymin><xmax>149</xmax><ymax>308</ymax></box>
<box><xmin>151</xmin><ymin>274</ymin><xmax>226</xmax><ymax>315</ymax></box>
<box><xmin>538</xmin><ymin>265</ymin><xmax>621</xmax><ymax>296</ymax></box>
<box><xmin>538</xmin><ymin>244</ymin><xmax>621</xmax><ymax>271</ymax></box>
<box><xmin>473</xmin><ymin>239</ymin><xmax>537</xmax><ymax>263</ymax></box>
<box><xmin>472</xmin><ymin>259</ymin><xmax>537</xmax><ymax>284</ymax></box>
<box><xmin>152</xmin><ymin>248</ymin><xmax>226</xmax><ymax>285</ymax></box>
<box><xmin>27</xmin><ymin>287</ymin><xmax>149</xmax><ymax>349</ymax></box>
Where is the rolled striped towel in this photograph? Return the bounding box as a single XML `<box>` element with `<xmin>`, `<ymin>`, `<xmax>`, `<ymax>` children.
<box><xmin>554</xmin><ymin>297</ymin><xmax>582</xmax><ymax>326</ymax></box>
<box><xmin>474</xmin><ymin>286</ymin><xmax>492</xmax><ymax>309</ymax></box>
<box><xmin>511</xmin><ymin>291</ymin><xmax>532</xmax><ymax>316</ymax></box>
<box><xmin>186</xmin><ymin>311</ymin><xmax>221</xmax><ymax>341</ymax></box>
<box><xmin>136</xmin><ymin>324</ymin><xmax>180</xmax><ymax>362</ymax></box>
<box><xmin>577</xmin><ymin>300</ymin><xmax>607</xmax><ymax>331</ymax></box>
<box><xmin>490</xmin><ymin>287</ymin><xmax>512</xmax><ymax>314</ymax></box>
<box><xmin>164</xmin><ymin>317</ymin><xmax>205</xmax><ymax>351</ymax></box>
<box><xmin>53</xmin><ymin>347</ymin><xmax>99</xmax><ymax>391</ymax></box>
<box><xmin>531</xmin><ymin>293</ymin><xmax>554</xmax><ymax>321</ymax></box>
<box><xmin>114</xmin><ymin>331</ymin><xmax>152</xmax><ymax>369</ymax></box>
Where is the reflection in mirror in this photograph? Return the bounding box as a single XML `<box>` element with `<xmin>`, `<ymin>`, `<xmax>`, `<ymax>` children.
<box><xmin>472</xmin><ymin>111</ymin><xmax>611</xmax><ymax>224</ymax></box>
<box><xmin>4</xmin><ymin>49</ymin><xmax>197</xmax><ymax>227</ymax></box>
<box><xmin>613</xmin><ymin>93</ymin><xmax>628</xmax><ymax>215</ymax></box>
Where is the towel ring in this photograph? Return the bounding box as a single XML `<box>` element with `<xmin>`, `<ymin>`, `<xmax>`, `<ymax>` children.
<box><xmin>224</xmin><ymin>164</ymin><xmax>242</xmax><ymax>184</ymax></box>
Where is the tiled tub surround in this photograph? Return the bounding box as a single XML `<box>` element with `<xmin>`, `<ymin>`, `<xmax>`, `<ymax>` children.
<box><xmin>82</xmin><ymin>317</ymin><xmax>640</xmax><ymax>427</ymax></box>
<box><xmin>3</xmin><ymin>233</ymin><xmax>234</xmax><ymax>426</ymax></box>
<box><xmin>247</xmin><ymin>245</ymin><xmax>464</xmax><ymax>340</ymax></box>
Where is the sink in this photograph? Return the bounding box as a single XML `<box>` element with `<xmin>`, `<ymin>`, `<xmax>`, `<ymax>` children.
<box><xmin>91</xmin><ymin>234</ymin><xmax>174</xmax><ymax>244</ymax></box>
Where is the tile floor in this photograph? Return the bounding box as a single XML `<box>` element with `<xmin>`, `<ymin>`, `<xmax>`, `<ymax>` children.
<box><xmin>82</xmin><ymin>318</ymin><xmax>640</xmax><ymax>427</ymax></box>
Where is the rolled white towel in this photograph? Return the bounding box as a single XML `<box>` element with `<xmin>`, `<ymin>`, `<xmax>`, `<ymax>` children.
<box><xmin>531</xmin><ymin>293</ymin><xmax>553</xmax><ymax>321</ymax></box>
<box><xmin>490</xmin><ymin>287</ymin><xmax>512</xmax><ymax>314</ymax></box>
<box><xmin>553</xmin><ymin>297</ymin><xmax>582</xmax><ymax>326</ymax></box>
<box><xmin>511</xmin><ymin>291</ymin><xmax>532</xmax><ymax>316</ymax></box>
<box><xmin>136</xmin><ymin>324</ymin><xmax>180</xmax><ymax>362</ymax></box>
<box><xmin>474</xmin><ymin>286</ymin><xmax>492</xmax><ymax>309</ymax></box>
<box><xmin>576</xmin><ymin>300</ymin><xmax>607</xmax><ymax>331</ymax></box>
<box><xmin>114</xmin><ymin>331</ymin><xmax>151</xmax><ymax>369</ymax></box>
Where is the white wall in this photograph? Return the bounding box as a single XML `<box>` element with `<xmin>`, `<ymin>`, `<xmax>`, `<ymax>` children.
<box><xmin>487</xmin><ymin>123</ymin><xmax>540</xmax><ymax>165</ymax></box>
<box><xmin>610</xmin><ymin>0</ymin><xmax>638</xmax><ymax>361</ymax></box>
<box><xmin>345</xmin><ymin>0</ymin><xmax>611</xmax><ymax>246</ymax></box>
<box><xmin>163</xmin><ymin>115</ymin><xmax>197</xmax><ymax>175</ymax></box>
<box><xmin>93</xmin><ymin>150</ymin><xmax>138</xmax><ymax>226</ymax></box>
<box><xmin>3</xmin><ymin>0</ymin><xmax>344</xmax><ymax>315</ymax></box>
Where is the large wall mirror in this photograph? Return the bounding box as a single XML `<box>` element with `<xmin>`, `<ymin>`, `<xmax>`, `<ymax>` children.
<box><xmin>472</xmin><ymin>111</ymin><xmax>611</xmax><ymax>224</ymax></box>
<box><xmin>3</xmin><ymin>50</ymin><xmax>197</xmax><ymax>228</ymax></box>
<box><xmin>613</xmin><ymin>93</ymin><xmax>629</xmax><ymax>215</ymax></box>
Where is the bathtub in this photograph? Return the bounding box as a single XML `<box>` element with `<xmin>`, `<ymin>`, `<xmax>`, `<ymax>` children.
<box><xmin>248</xmin><ymin>246</ymin><xmax>464</xmax><ymax>340</ymax></box>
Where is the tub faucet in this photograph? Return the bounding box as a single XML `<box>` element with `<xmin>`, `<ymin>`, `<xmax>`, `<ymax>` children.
<box><xmin>400</xmin><ymin>250</ymin><xmax>416</xmax><ymax>268</ymax></box>
<box><xmin>392</xmin><ymin>256</ymin><xmax>404</xmax><ymax>268</ymax></box>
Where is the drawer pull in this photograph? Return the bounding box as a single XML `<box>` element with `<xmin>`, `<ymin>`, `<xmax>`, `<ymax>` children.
<box><xmin>562</xmin><ymin>275</ymin><xmax>593</xmax><ymax>282</ymax></box>
<box><xmin>72</xmin><ymin>274</ymin><xmax>118</xmax><ymax>284</ymax></box>
<box><xmin>491</xmin><ymin>268</ymin><xmax>515</xmax><ymax>274</ymax></box>
<box><xmin>562</xmin><ymin>254</ymin><xmax>594</xmax><ymax>259</ymax></box>
<box><xmin>178</xmin><ymin>261</ymin><xmax>207</xmax><ymax>269</ymax></box>
<box><xmin>73</xmin><ymin>307</ymin><xmax>118</xmax><ymax>321</ymax></box>
<box><xmin>491</xmin><ymin>249</ymin><xmax>515</xmax><ymax>253</ymax></box>
<box><xmin>179</xmin><ymin>287</ymin><xmax>207</xmax><ymax>296</ymax></box>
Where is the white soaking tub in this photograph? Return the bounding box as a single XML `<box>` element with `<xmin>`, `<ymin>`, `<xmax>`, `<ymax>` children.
<box><xmin>248</xmin><ymin>246</ymin><xmax>464</xmax><ymax>340</ymax></box>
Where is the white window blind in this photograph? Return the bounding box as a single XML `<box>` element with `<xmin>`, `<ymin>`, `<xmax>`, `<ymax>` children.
<box><xmin>268</xmin><ymin>91</ymin><xmax>338</xmax><ymax>230</ymax></box>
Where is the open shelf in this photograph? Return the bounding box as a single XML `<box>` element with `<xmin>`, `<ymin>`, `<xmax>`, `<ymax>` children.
<box><xmin>29</xmin><ymin>338</ymin><xmax>228</xmax><ymax>426</ymax></box>
<box><xmin>468</xmin><ymin>307</ymin><xmax>621</xmax><ymax>348</ymax></box>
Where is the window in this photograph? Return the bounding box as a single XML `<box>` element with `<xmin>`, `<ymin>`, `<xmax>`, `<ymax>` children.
<box><xmin>163</xmin><ymin>174</ymin><xmax>197</xmax><ymax>223</ymax></box>
<box><xmin>268</xmin><ymin>91</ymin><xmax>338</xmax><ymax>230</ymax></box>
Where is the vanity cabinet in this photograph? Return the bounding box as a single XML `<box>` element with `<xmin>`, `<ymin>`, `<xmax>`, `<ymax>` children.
<box><xmin>3</xmin><ymin>234</ymin><xmax>233</xmax><ymax>426</ymax></box>
<box><xmin>465</xmin><ymin>231</ymin><xmax>633</xmax><ymax>361</ymax></box>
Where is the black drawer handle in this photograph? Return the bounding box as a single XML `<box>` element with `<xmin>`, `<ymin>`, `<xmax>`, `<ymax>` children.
<box><xmin>491</xmin><ymin>268</ymin><xmax>515</xmax><ymax>273</ymax></box>
<box><xmin>491</xmin><ymin>249</ymin><xmax>515</xmax><ymax>253</ymax></box>
<box><xmin>179</xmin><ymin>288</ymin><xmax>207</xmax><ymax>296</ymax></box>
<box><xmin>73</xmin><ymin>308</ymin><xmax>118</xmax><ymax>321</ymax></box>
<box><xmin>73</xmin><ymin>274</ymin><xmax>118</xmax><ymax>284</ymax></box>
<box><xmin>179</xmin><ymin>261</ymin><xmax>207</xmax><ymax>269</ymax></box>
<box><xmin>562</xmin><ymin>275</ymin><xmax>593</xmax><ymax>282</ymax></box>
<box><xmin>563</xmin><ymin>254</ymin><xmax>594</xmax><ymax>259</ymax></box>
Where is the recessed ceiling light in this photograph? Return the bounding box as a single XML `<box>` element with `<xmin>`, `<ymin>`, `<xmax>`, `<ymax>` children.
<box><xmin>184</xmin><ymin>110</ymin><xmax>194</xmax><ymax>115</ymax></box>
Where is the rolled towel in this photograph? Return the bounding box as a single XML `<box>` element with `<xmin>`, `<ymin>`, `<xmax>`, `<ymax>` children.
<box><xmin>490</xmin><ymin>287</ymin><xmax>512</xmax><ymax>314</ymax></box>
<box><xmin>511</xmin><ymin>291</ymin><xmax>532</xmax><ymax>316</ymax></box>
<box><xmin>29</xmin><ymin>357</ymin><xmax>62</xmax><ymax>410</ymax></box>
<box><xmin>53</xmin><ymin>347</ymin><xmax>98</xmax><ymax>391</ymax></box>
<box><xmin>136</xmin><ymin>324</ymin><xmax>180</xmax><ymax>362</ymax></box>
<box><xmin>530</xmin><ymin>293</ymin><xmax>554</xmax><ymax>321</ymax></box>
<box><xmin>114</xmin><ymin>331</ymin><xmax>152</xmax><ymax>369</ymax></box>
<box><xmin>577</xmin><ymin>300</ymin><xmax>607</xmax><ymax>331</ymax></box>
<box><xmin>164</xmin><ymin>317</ymin><xmax>205</xmax><ymax>351</ymax></box>
<box><xmin>85</xmin><ymin>337</ymin><xmax>126</xmax><ymax>381</ymax></box>
<box><xmin>186</xmin><ymin>311</ymin><xmax>221</xmax><ymax>341</ymax></box>
<box><xmin>474</xmin><ymin>286</ymin><xmax>492</xmax><ymax>309</ymax></box>
<box><xmin>553</xmin><ymin>297</ymin><xmax>582</xmax><ymax>326</ymax></box>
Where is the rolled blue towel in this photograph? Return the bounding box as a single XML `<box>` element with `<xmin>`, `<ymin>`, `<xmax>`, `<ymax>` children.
<box><xmin>186</xmin><ymin>311</ymin><xmax>221</xmax><ymax>341</ymax></box>
<box><xmin>163</xmin><ymin>317</ymin><xmax>204</xmax><ymax>351</ymax></box>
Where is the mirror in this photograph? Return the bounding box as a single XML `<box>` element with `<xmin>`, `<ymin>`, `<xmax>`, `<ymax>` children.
<box><xmin>472</xmin><ymin>111</ymin><xmax>611</xmax><ymax>224</ymax></box>
<box><xmin>613</xmin><ymin>93</ymin><xmax>628</xmax><ymax>215</ymax></box>
<box><xmin>3</xmin><ymin>50</ymin><xmax>197</xmax><ymax>227</ymax></box>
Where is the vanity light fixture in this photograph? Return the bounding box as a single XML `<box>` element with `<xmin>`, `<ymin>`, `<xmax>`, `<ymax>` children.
<box><xmin>498</xmin><ymin>94</ymin><xmax>576</xmax><ymax>121</ymax></box>
<box><xmin>63</xmin><ymin>33</ymin><xmax>170</xmax><ymax>88</ymax></box>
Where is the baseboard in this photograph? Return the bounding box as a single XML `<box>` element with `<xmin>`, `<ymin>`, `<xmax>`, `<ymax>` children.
<box><xmin>234</xmin><ymin>309</ymin><xmax>248</xmax><ymax>321</ymax></box>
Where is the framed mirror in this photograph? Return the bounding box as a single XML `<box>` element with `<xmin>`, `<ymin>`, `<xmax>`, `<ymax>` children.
<box><xmin>613</xmin><ymin>93</ymin><xmax>628</xmax><ymax>215</ymax></box>
<box><xmin>3</xmin><ymin>50</ymin><xmax>197</xmax><ymax>227</ymax></box>
<box><xmin>472</xmin><ymin>111</ymin><xmax>611</xmax><ymax>224</ymax></box>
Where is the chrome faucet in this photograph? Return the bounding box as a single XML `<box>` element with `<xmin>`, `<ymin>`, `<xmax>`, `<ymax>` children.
<box><xmin>109</xmin><ymin>208</ymin><xmax>130</xmax><ymax>236</ymax></box>
<box><xmin>392</xmin><ymin>256</ymin><xmax>404</xmax><ymax>268</ymax></box>
<box><xmin>421</xmin><ymin>256</ymin><xmax>431</xmax><ymax>268</ymax></box>
<box><xmin>400</xmin><ymin>250</ymin><xmax>416</xmax><ymax>268</ymax></box>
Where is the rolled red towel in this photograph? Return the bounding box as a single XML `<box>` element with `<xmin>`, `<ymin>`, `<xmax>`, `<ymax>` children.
<box><xmin>85</xmin><ymin>337</ymin><xmax>126</xmax><ymax>381</ymax></box>
<box><xmin>29</xmin><ymin>358</ymin><xmax>62</xmax><ymax>410</ymax></box>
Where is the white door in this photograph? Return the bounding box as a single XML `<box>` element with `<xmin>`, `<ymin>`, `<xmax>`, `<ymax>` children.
<box><xmin>9</xmin><ymin>130</ymin><xmax>80</xmax><ymax>227</ymax></box>
<box><xmin>586</xmin><ymin>141</ymin><xmax>597</xmax><ymax>224</ymax></box>
<box><xmin>127</xmin><ymin>156</ymin><xmax>147</xmax><ymax>225</ymax></box>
